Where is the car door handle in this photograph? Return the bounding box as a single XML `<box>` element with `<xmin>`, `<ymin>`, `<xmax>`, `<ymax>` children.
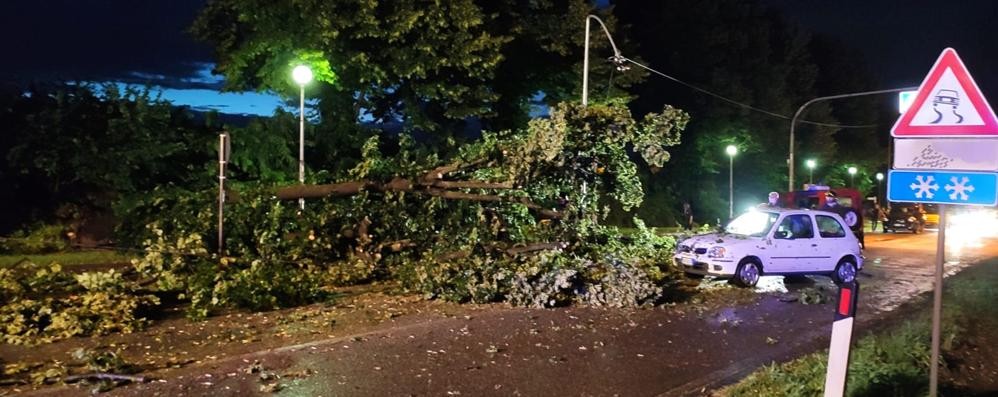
<box><xmin>811</xmin><ymin>244</ymin><xmax>818</xmax><ymax>247</ymax></box>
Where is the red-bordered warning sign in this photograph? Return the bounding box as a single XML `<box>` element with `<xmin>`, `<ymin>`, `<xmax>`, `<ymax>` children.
<box><xmin>892</xmin><ymin>48</ymin><xmax>998</xmax><ymax>137</ymax></box>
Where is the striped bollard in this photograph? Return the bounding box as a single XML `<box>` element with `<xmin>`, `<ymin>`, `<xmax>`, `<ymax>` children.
<box><xmin>823</xmin><ymin>281</ymin><xmax>859</xmax><ymax>397</ymax></box>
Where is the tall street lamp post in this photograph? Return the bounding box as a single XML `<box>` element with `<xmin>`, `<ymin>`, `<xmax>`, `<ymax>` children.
<box><xmin>806</xmin><ymin>159</ymin><xmax>816</xmax><ymax>185</ymax></box>
<box><xmin>726</xmin><ymin>145</ymin><xmax>737</xmax><ymax>219</ymax></box>
<box><xmin>292</xmin><ymin>65</ymin><xmax>313</xmax><ymax>211</ymax></box>
<box><xmin>848</xmin><ymin>166</ymin><xmax>857</xmax><ymax>187</ymax></box>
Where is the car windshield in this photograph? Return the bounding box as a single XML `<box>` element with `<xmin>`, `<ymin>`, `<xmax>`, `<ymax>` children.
<box><xmin>725</xmin><ymin>211</ymin><xmax>779</xmax><ymax>236</ymax></box>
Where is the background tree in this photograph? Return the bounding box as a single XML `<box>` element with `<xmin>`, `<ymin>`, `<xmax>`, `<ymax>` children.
<box><xmin>614</xmin><ymin>0</ymin><xmax>884</xmax><ymax>225</ymax></box>
<box><xmin>0</xmin><ymin>84</ymin><xmax>220</xmax><ymax>237</ymax></box>
<box><xmin>191</xmin><ymin>0</ymin><xmax>644</xmax><ymax>140</ymax></box>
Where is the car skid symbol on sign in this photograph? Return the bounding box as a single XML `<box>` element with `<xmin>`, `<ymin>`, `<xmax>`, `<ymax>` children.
<box><xmin>931</xmin><ymin>89</ymin><xmax>964</xmax><ymax>124</ymax></box>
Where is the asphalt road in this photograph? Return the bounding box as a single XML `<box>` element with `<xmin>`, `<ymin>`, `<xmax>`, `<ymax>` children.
<box><xmin>47</xmin><ymin>229</ymin><xmax>998</xmax><ymax>397</ymax></box>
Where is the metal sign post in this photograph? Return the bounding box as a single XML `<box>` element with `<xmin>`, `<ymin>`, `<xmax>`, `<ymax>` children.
<box><xmin>218</xmin><ymin>132</ymin><xmax>230</xmax><ymax>254</ymax></box>
<box><xmin>929</xmin><ymin>206</ymin><xmax>946</xmax><ymax>395</ymax></box>
<box><xmin>823</xmin><ymin>282</ymin><xmax>859</xmax><ymax>397</ymax></box>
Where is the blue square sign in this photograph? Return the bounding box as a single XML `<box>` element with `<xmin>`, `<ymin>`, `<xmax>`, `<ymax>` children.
<box><xmin>888</xmin><ymin>170</ymin><xmax>998</xmax><ymax>206</ymax></box>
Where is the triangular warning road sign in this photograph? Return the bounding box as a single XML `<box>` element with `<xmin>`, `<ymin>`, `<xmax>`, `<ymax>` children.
<box><xmin>892</xmin><ymin>48</ymin><xmax>998</xmax><ymax>137</ymax></box>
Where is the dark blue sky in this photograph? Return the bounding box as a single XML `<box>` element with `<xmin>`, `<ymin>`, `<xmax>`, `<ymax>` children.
<box><xmin>3</xmin><ymin>1</ymin><xmax>998</xmax><ymax>115</ymax></box>
<box><xmin>0</xmin><ymin>0</ymin><xmax>284</xmax><ymax>115</ymax></box>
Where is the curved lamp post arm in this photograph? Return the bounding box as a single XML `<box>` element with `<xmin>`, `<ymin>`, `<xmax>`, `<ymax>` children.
<box><xmin>583</xmin><ymin>15</ymin><xmax>623</xmax><ymax>106</ymax></box>
<box><xmin>788</xmin><ymin>86</ymin><xmax>917</xmax><ymax>191</ymax></box>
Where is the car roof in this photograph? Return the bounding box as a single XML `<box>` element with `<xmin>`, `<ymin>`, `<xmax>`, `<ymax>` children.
<box><xmin>755</xmin><ymin>207</ymin><xmax>844</xmax><ymax>218</ymax></box>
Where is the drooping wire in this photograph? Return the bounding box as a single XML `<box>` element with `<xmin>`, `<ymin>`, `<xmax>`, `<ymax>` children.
<box><xmin>588</xmin><ymin>15</ymin><xmax>880</xmax><ymax>129</ymax></box>
<box><xmin>618</xmin><ymin>56</ymin><xmax>878</xmax><ymax>129</ymax></box>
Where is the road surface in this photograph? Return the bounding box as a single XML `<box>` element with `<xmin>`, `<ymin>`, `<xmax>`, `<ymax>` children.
<box><xmin>36</xmin><ymin>230</ymin><xmax>998</xmax><ymax>397</ymax></box>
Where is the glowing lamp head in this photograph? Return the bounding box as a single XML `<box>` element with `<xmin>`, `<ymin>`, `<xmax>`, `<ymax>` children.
<box><xmin>292</xmin><ymin>65</ymin><xmax>313</xmax><ymax>85</ymax></box>
<box><xmin>848</xmin><ymin>166</ymin><xmax>857</xmax><ymax>175</ymax></box>
<box><xmin>725</xmin><ymin>145</ymin><xmax>738</xmax><ymax>156</ymax></box>
<box><xmin>806</xmin><ymin>159</ymin><xmax>816</xmax><ymax>169</ymax></box>
<box><xmin>876</xmin><ymin>172</ymin><xmax>884</xmax><ymax>181</ymax></box>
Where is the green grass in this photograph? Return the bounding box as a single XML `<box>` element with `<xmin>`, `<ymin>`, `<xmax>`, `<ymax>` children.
<box><xmin>719</xmin><ymin>260</ymin><xmax>998</xmax><ymax>397</ymax></box>
<box><xmin>0</xmin><ymin>250</ymin><xmax>134</xmax><ymax>267</ymax></box>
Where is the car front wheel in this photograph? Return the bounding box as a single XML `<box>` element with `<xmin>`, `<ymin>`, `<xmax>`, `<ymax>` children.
<box><xmin>734</xmin><ymin>259</ymin><xmax>761</xmax><ymax>288</ymax></box>
<box><xmin>832</xmin><ymin>258</ymin><xmax>858</xmax><ymax>284</ymax></box>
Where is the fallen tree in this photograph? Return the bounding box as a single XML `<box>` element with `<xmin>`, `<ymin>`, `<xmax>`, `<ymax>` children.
<box><xmin>124</xmin><ymin>101</ymin><xmax>690</xmax><ymax>318</ymax></box>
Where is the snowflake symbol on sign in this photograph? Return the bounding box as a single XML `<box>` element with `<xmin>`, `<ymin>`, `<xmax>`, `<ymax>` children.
<box><xmin>910</xmin><ymin>175</ymin><xmax>939</xmax><ymax>199</ymax></box>
<box><xmin>945</xmin><ymin>176</ymin><xmax>975</xmax><ymax>200</ymax></box>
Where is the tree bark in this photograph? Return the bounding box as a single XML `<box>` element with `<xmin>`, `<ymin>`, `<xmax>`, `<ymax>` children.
<box><xmin>273</xmin><ymin>179</ymin><xmax>560</xmax><ymax>219</ymax></box>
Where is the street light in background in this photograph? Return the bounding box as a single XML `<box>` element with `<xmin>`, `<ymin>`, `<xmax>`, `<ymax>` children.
<box><xmin>848</xmin><ymin>166</ymin><xmax>857</xmax><ymax>187</ymax></box>
<box><xmin>876</xmin><ymin>172</ymin><xmax>885</xmax><ymax>204</ymax></box>
<box><xmin>726</xmin><ymin>145</ymin><xmax>738</xmax><ymax>219</ymax></box>
<box><xmin>805</xmin><ymin>159</ymin><xmax>816</xmax><ymax>185</ymax></box>
<box><xmin>292</xmin><ymin>65</ymin><xmax>313</xmax><ymax>210</ymax></box>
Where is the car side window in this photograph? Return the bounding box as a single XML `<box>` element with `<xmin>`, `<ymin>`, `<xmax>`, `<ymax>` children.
<box><xmin>775</xmin><ymin>214</ymin><xmax>814</xmax><ymax>239</ymax></box>
<box><xmin>816</xmin><ymin>215</ymin><xmax>846</xmax><ymax>238</ymax></box>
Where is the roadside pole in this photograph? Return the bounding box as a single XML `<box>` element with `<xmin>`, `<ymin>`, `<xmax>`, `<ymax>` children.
<box><xmin>823</xmin><ymin>281</ymin><xmax>859</xmax><ymax>397</ymax></box>
<box><xmin>218</xmin><ymin>132</ymin><xmax>230</xmax><ymax>254</ymax></box>
<box><xmin>929</xmin><ymin>206</ymin><xmax>946</xmax><ymax>396</ymax></box>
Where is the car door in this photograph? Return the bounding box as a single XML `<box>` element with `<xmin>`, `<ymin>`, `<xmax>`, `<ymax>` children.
<box><xmin>768</xmin><ymin>214</ymin><xmax>818</xmax><ymax>272</ymax></box>
<box><xmin>814</xmin><ymin>214</ymin><xmax>849</xmax><ymax>271</ymax></box>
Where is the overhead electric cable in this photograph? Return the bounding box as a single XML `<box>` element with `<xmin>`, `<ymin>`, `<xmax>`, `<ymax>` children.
<box><xmin>620</xmin><ymin>56</ymin><xmax>879</xmax><ymax>129</ymax></box>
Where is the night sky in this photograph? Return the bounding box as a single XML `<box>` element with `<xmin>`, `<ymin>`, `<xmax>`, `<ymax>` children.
<box><xmin>3</xmin><ymin>0</ymin><xmax>997</xmax><ymax>115</ymax></box>
<box><xmin>765</xmin><ymin>0</ymin><xmax>998</xmax><ymax>96</ymax></box>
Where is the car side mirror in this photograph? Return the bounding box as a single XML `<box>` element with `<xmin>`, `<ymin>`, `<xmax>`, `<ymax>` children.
<box><xmin>774</xmin><ymin>230</ymin><xmax>791</xmax><ymax>239</ymax></box>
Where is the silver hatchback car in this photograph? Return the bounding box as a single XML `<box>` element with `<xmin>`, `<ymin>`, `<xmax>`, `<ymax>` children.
<box><xmin>674</xmin><ymin>208</ymin><xmax>864</xmax><ymax>287</ymax></box>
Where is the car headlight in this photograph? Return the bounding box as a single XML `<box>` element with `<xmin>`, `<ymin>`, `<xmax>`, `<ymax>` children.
<box><xmin>707</xmin><ymin>247</ymin><xmax>726</xmax><ymax>258</ymax></box>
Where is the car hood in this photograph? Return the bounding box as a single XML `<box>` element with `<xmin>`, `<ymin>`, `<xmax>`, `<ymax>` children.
<box><xmin>679</xmin><ymin>232</ymin><xmax>761</xmax><ymax>250</ymax></box>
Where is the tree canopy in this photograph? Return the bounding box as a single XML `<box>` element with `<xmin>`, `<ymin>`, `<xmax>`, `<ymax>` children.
<box><xmin>192</xmin><ymin>0</ymin><xmax>643</xmax><ymax>135</ymax></box>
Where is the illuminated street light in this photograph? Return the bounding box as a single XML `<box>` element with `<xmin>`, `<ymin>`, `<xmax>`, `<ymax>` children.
<box><xmin>848</xmin><ymin>166</ymin><xmax>858</xmax><ymax>187</ymax></box>
<box><xmin>726</xmin><ymin>145</ymin><xmax>738</xmax><ymax>219</ymax></box>
<box><xmin>292</xmin><ymin>65</ymin><xmax>313</xmax><ymax>210</ymax></box>
<box><xmin>806</xmin><ymin>159</ymin><xmax>816</xmax><ymax>184</ymax></box>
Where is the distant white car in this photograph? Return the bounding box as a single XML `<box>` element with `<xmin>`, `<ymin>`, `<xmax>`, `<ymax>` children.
<box><xmin>674</xmin><ymin>207</ymin><xmax>863</xmax><ymax>287</ymax></box>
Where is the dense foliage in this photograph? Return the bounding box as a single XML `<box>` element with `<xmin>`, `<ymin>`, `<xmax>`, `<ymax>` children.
<box><xmin>192</xmin><ymin>0</ymin><xmax>643</xmax><ymax>134</ymax></box>
<box><xmin>0</xmin><ymin>262</ymin><xmax>158</xmax><ymax>345</ymax></box>
<box><xmin>0</xmin><ymin>84</ymin><xmax>221</xmax><ymax>236</ymax></box>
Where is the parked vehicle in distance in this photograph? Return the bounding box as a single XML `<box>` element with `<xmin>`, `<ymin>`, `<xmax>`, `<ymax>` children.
<box><xmin>882</xmin><ymin>204</ymin><xmax>925</xmax><ymax>233</ymax></box>
<box><xmin>674</xmin><ymin>208</ymin><xmax>864</xmax><ymax>287</ymax></box>
<box><xmin>921</xmin><ymin>204</ymin><xmax>939</xmax><ymax>229</ymax></box>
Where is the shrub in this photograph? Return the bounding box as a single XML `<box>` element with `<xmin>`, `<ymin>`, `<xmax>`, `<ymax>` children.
<box><xmin>0</xmin><ymin>224</ymin><xmax>69</xmax><ymax>254</ymax></box>
<box><xmin>0</xmin><ymin>262</ymin><xmax>158</xmax><ymax>345</ymax></box>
